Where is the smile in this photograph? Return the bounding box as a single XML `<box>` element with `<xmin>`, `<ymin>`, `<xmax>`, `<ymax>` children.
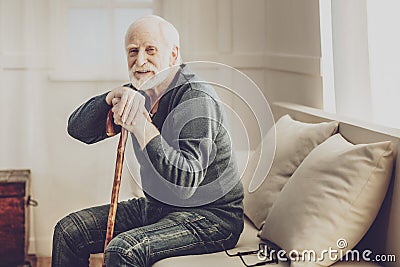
<box><xmin>134</xmin><ymin>70</ymin><xmax>154</xmax><ymax>77</ymax></box>
<box><xmin>136</xmin><ymin>70</ymin><xmax>152</xmax><ymax>73</ymax></box>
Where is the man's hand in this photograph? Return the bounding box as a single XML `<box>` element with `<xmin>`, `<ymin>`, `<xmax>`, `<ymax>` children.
<box><xmin>122</xmin><ymin>108</ymin><xmax>159</xmax><ymax>149</ymax></box>
<box><xmin>106</xmin><ymin>86</ymin><xmax>150</xmax><ymax>126</ymax></box>
<box><xmin>106</xmin><ymin>86</ymin><xmax>158</xmax><ymax>149</ymax></box>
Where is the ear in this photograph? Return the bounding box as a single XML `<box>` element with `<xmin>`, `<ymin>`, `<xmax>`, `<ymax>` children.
<box><xmin>169</xmin><ymin>45</ymin><xmax>179</xmax><ymax>66</ymax></box>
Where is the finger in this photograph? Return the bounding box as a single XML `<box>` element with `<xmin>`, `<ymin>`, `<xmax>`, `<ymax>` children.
<box><xmin>124</xmin><ymin>101</ymin><xmax>136</xmax><ymax>125</ymax></box>
<box><xmin>107</xmin><ymin>86</ymin><xmax>124</xmax><ymax>105</ymax></box>
<box><xmin>105</xmin><ymin>91</ymin><xmax>114</xmax><ymax>105</ymax></box>
<box><xmin>112</xmin><ymin>104</ymin><xmax>124</xmax><ymax>123</ymax></box>
<box><xmin>127</xmin><ymin>93</ymin><xmax>146</xmax><ymax>125</ymax></box>
<box><xmin>113</xmin><ymin>112</ymin><xmax>123</xmax><ymax>126</ymax></box>
<box><xmin>111</xmin><ymin>105</ymin><xmax>118</xmax><ymax>114</ymax></box>
<box><xmin>111</xmin><ymin>97</ymin><xmax>120</xmax><ymax>106</ymax></box>
<box><xmin>119</xmin><ymin>89</ymin><xmax>129</xmax><ymax>117</ymax></box>
<box><xmin>126</xmin><ymin>95</ymin><xmax>142</xmax><ymax>125</ymax></box>
<box><xmin>122</xmin><ymin>95</ymin><xmax>134</xmax><ymax>123</ymax></box>
<box><xmin>112</xmin><ymin>102</ymin><xmax>122</xmax><ymax>115</ymax></box>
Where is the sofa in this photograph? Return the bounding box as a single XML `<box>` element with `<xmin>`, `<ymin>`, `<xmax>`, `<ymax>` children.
<box><xmin>153</xmin><ymin>102</ymin><xmax>400</xmax><ymax>267</ymax></box>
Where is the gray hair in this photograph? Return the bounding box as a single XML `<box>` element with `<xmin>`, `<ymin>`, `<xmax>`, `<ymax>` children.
<box><xmin>125</xmin><ymin>15</ymin><xmax>182</xmax><ymax>64</ymax></box>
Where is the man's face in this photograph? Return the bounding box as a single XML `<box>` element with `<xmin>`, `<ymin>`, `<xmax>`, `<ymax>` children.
<box><xmin>125</xmin><ymin>22</ymin><xmax>175</xmax><ymax>89</ymax></box>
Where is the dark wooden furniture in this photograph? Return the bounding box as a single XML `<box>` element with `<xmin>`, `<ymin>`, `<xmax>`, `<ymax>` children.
<box><xmin>0</xmin><ymin>170</ymin><xmax>31</xmax><ymax>267</ymax></box>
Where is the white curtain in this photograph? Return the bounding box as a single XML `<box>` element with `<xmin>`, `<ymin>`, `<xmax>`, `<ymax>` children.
<box><xmin>327</xmin><ymin>0</ymin><xmax>400</xmax><ymax>129</ymax></box>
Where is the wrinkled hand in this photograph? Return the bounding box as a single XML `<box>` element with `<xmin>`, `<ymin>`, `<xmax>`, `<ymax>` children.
<box><xmin>106</xmin><ymin>86</ymin><xmax>151</xmax><ymax>128</ymax></box>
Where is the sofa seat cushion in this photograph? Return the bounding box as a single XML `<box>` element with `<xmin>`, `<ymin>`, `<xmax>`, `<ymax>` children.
<box><xmin>331</xmin><ymin>262</ymin><xmax>382</xmax><ymax>267</ymax></box>
<box><xmin>152</xmin><ymin>218</ymin><xmax>291</xmax><ymax>267</ymax></box>
<box><xmin>152</xmin><ymin>249</ymin><xmax>290</xmax><ymax>267</ymax></box>
<box><xmin>153</xmin><ymin>219</ymin><xmax>381</xmax><ymax>267</ymax></box>
<box><xmin>292</xmin><ymin>262</ymin><xmax>382</xmax><ymax>267</ymax></box>
<box><xmin>152</xmin><ymin>218</ymin><xmax>383</xmax><ymax>267</ymax></box>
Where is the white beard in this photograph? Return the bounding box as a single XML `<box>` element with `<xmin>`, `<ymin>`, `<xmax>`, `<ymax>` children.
<box><xmin>130</xmin><ymin>67</ymin><xmax>173</xmax><ymax>91</ymax></box>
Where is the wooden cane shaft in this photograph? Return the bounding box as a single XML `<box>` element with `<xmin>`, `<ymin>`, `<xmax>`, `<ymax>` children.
<box><xmin>103</xmin><ymin>120</ymin><xmax>128</xmax><ymax>266</ymax></box>
<box><xmin>105</xmin><ymin>128</ymin><xmax>128</xmax><ymax>244</ymax></box>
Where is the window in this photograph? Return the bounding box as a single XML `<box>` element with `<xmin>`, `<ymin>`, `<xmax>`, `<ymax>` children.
<box><xmin>366</xmin><ymin>0</ymin><xmax>400</xmax><ymax>129</ymax></box>
<box><xmin>50</xmin><ymin>0</ymin><xmax>160</xmax><ymax>81</ymax></box>
<box><xmin>319</xmin><ymin>0</ymin><xmax>400</xmax><ymax>129</ymax></box>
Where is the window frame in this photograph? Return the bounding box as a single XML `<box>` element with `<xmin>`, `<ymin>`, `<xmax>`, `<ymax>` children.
<box><xmin>49</xmin><ymin>0</ymin><xmax>162</xmax><ymax>81</ymax></box>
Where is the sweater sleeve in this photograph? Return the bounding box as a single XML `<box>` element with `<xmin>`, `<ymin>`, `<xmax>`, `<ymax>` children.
<box><xmin>143</xmin><ymin>90</ymin><xmax>223</xmax><ymax>199</ymax></box>
<box><xmin>67</xmin><ymin>91</ymin><xmax>121</xmax><ymax>144</ymax></box>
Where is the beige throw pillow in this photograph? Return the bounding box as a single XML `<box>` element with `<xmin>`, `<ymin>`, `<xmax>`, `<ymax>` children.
<box><xmin>260</xmin><ymin>134</ymin><xmax>394</xmax><ymax>266</ymax></box>
<box><xmin>242</xmin><ymin>115</ymin><xmax>339</xmax><ymax>229</ymax></box>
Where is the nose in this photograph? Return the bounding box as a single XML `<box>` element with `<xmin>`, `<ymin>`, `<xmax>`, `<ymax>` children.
<box><xmin>136</xmin><ymin>49</ymin><xmax>147</xmax><ymax>67</ymax></box>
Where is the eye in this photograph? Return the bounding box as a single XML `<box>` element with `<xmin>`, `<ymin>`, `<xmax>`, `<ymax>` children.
<box><xmin>146</xmin><ymin>47</ymin><xmax>156</xmax><ymax>55</ymax></box>
<box><xmin>128</xmin><ymin>48</ymin><xmax>138</xmax><ymax>56</ymax></box>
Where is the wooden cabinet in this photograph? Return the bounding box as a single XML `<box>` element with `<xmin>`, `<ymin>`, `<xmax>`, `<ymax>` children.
<box><xmin>0</xmin><ymin>170</ymin><xmax>31</xmax><ymax>267</ymax></box>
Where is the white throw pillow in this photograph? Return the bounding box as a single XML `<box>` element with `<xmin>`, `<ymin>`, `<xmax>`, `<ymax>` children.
<box><xmin>260</xmin><ymin>134</ymin><xmax>394</xmax><ymax>266</ymax></box>
<box><xmin>242</xmin><ymin>115</ymin><xmax>338</xmax><ymax>229</ymax></box>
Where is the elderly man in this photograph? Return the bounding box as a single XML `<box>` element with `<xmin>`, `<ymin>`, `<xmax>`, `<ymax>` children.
<box><xmin>52</xmin><ymin>15</ymin><xmax>243</xmax><ymax>267</ymax></box>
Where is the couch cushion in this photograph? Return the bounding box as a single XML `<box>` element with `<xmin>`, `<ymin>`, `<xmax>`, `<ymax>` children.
<box><xmin>242</xmin><ymin>114</ymin><xmax>338</xmax><ymax>229</ymax></box>
<box><xmin>292</xmin><ymin>261</ymin><xmax>382</xmax><ymax>267</ymax></box>
<box><xmin>152</xmin><ymin>218</ymin><xmax>382</xmax><ymax>267</ymax></box>
<box><xmin>331</xmin><ymin>262</ymin><xmax>382</xmax><ymax>267</ymax></box>
<box><xmin>260</xmin><ymin>134</ymin><xmax>394</xmax><ymax>266</ymax></box>
<box><xmin>152</xmin><ymin>218</ymin><xmax>291</xmax><ymax>267</ymax></box>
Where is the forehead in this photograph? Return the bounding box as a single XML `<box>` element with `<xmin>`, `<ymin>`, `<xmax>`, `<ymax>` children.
<box><xmin>125</xmin><ymin>21</ymin><xmax>164</xmax><ymax>47</ymax></box>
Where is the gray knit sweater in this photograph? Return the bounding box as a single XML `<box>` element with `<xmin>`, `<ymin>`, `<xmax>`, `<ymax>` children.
<box><xmin>67</xmin><ymin>64</ymin><xmax>244</xmax><ymax>235</ymax></box>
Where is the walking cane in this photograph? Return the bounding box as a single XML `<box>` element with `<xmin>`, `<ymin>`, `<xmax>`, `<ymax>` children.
<box><xmin>102</xmin><ymin>109</ymin><xmax>128</xmax><ymax>267</ymax></box>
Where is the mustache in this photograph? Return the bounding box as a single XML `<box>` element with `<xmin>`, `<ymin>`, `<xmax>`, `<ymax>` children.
<box><xmin>131</xmin><ymin>63</ymin><xmax>158</xmax><ymax>73</ymax></box>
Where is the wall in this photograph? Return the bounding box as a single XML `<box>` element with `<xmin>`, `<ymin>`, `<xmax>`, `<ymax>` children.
<box><xmin>0</xmin><ymin>0</ymin><xmax>322</xmax><ymax>256</ymax></box>
<box><xmin>164</xmin><ymin>0</ymin><xmax>322</xmax><ymax>106</ymax></box>
<box><xmin>163</xmin><ymin>0</ymin><xmax>322</xmax><ymax>110</ymax></box>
